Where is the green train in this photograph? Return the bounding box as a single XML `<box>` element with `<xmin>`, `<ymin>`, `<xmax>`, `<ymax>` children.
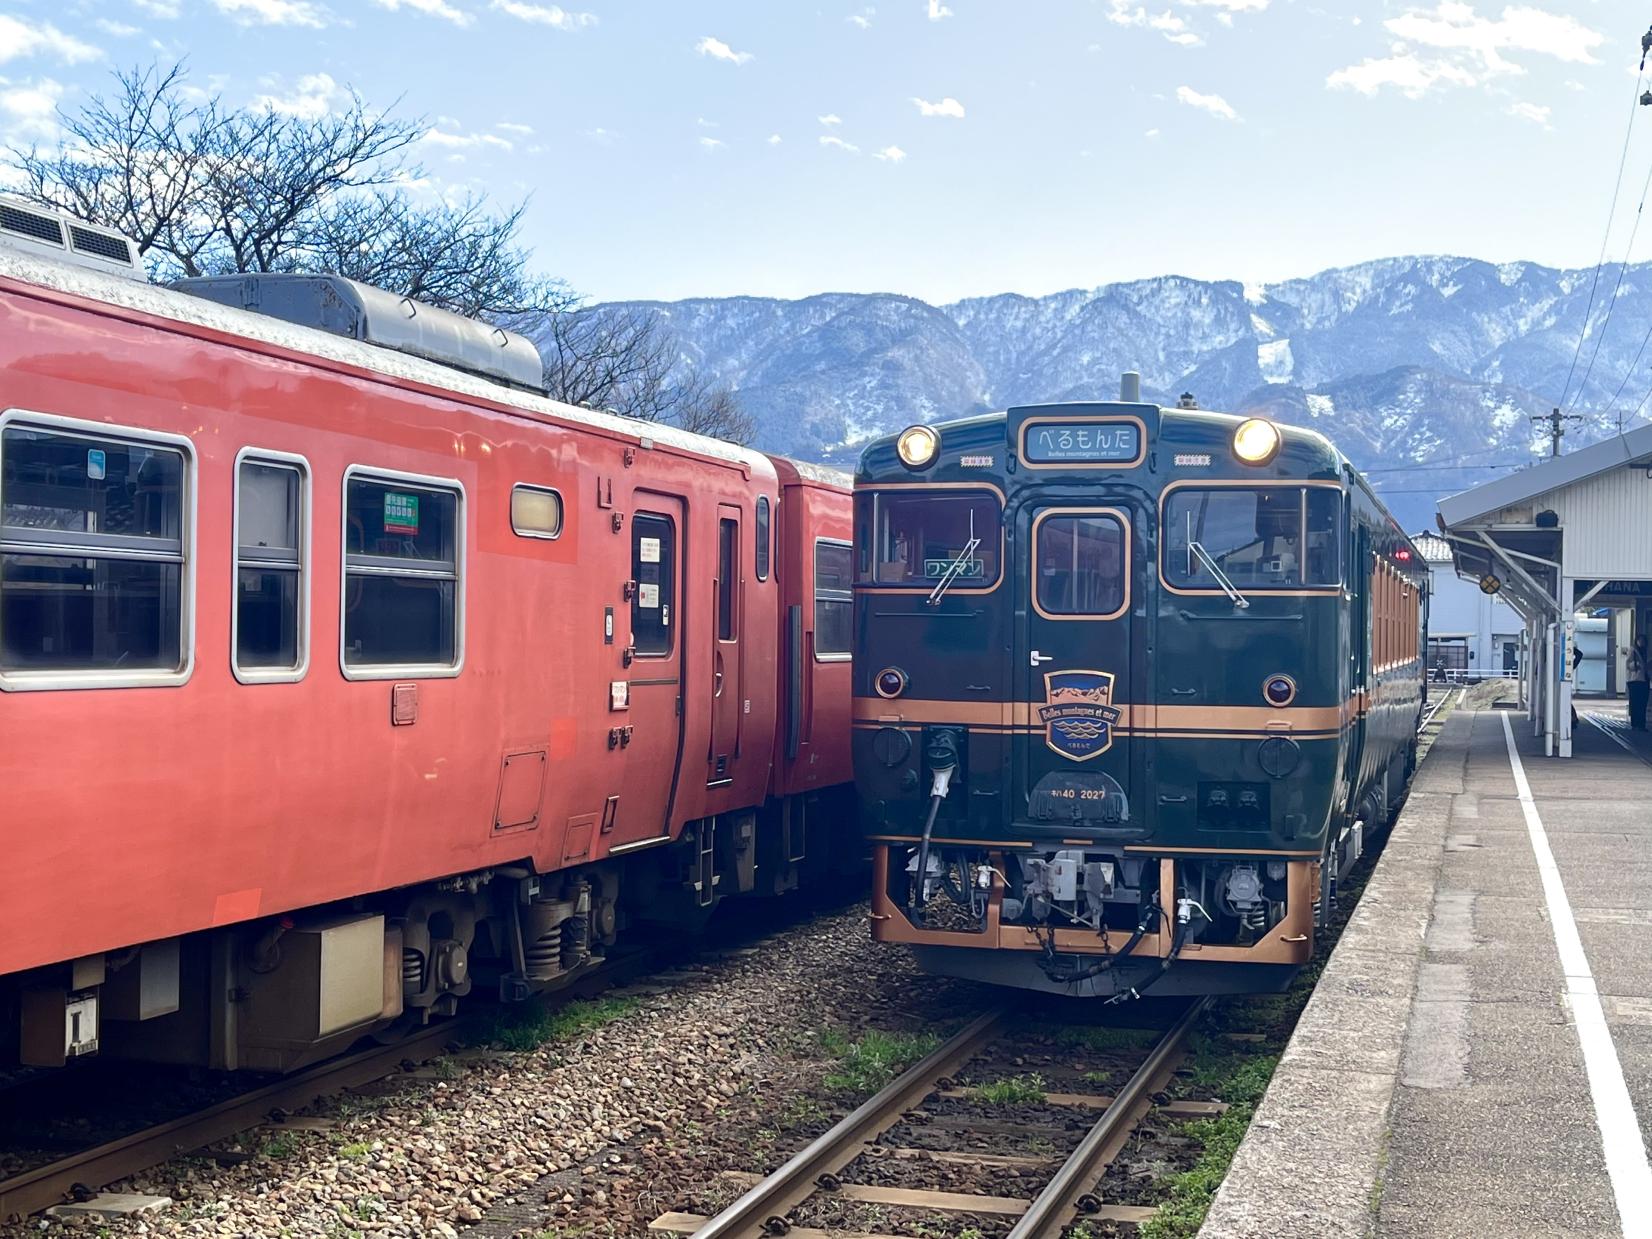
<box><xmin>852</xmin><ymin>377</ymin><xmax>1428</xmax><ymax>997</ymax></box>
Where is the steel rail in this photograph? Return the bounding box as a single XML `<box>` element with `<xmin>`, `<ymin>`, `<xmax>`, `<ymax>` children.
<box><xmin>690</xmin><ymin>1008</ymin><xmax>1006</xmax><ymax>1239</ymax></box>
<box><xmin>0</xmin><ymin>1020</ymin><xmax>460</xmax><ymax>1223</ymax></box>
<box><xmin>1005</xmin><ymin>996</ymin><xmax>1210</xmax><ymax>1239</ymax></box>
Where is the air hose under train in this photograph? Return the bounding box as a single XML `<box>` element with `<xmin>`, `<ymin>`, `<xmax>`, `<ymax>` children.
<box><xmin>1036</xmin><ymin>894</ymin><xmax>1201</xmax><ymax>1001</ymax></box>
<box><xmin>913</xmin><ymin>732</ymin><xmax>960</xmax><ymax>913</ymax></box>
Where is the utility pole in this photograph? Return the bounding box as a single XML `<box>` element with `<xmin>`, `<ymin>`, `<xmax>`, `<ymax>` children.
<box><xmin>1533</xmin><ymin>407</ymin><xmax>1583</xmax><ymax>457</ymax></box>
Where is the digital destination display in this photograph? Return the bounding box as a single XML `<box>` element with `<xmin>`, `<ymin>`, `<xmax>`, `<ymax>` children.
<box><xmin>1024</xmin><ymin>421</ymin><xmax>1141</xmax><ymax>465</ymax></box>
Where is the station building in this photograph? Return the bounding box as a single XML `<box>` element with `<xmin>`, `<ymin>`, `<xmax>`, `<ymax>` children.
<box><xmin>1412</xmin><ymin>530</ymin><xmax>1525</xmax><ymax>682</ymax></box>
<box><xmin>1437</xmin><ymin>422</ymin><xmax>1652</xmax><ymax>756</ymax></box>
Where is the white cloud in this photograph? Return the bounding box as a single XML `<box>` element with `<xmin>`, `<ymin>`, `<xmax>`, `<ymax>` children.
<box><xmin>1144</xmin><ymin>127</ymin><xmax>1161</xmax><ymax>138</ymax></box>
<box><xmin>253</xmin><ymin>72</ymin><xmax>342</xmax><ymax>119</ymax></box>
<box><xmin>818</xmin><ymin>112</ymin><xmax>842</xmax><ymax>126</ymax></box>
<box><xmin>1176</xmin><ymin>84</ymin><xmax>1239</xmax><ymax>120</ymax></box>
<box><xmin>1506</xmin><ymin>99</ymin><xmax>1550</xmax><ymax>126</ymax></box>
<box><xmin>699</xmin><ymin>135</ymin><xmax>724</xmax><ymax>150</ymax></box>
<box><xmin>496</xmin><ymin>121</ymin><xmax>534</xmax><ymax>136</ymax></box>
<box><xmin>847</xmin><ymin>6</ymin><xmax>874</xmax><ymax>28</ymax></box>
<box><xmin>696</xmin><ymin>35</ymin><xmax>753</xmax><ymax>64</ymax></box>
<box><xmin>0</xmin><ymin>16</ymin><xmax>102</xmax><ymax>64</ymax></box>
<box><xmin>0</xmin><ymin>76</ymin><xmax>65</xmax><ymax>141</ymax></box>
<box><xmin>489</xmin><ymin>1</ymin><xmax>594</xmax><ymax>29</ymax></box>
<box><xmin>1327</xmin><ymin>50</ymin><xmax>1476</xmax><ymax>97</ymax></box>
<box><xmin>697</xmin><ymin>116</ymin><xmax>719</xmax><ymax>128</ymax></box>
<box><xmin>912</xmin><ymin>95</ymin><xmax>965</xmax><ymax>118</ymax></box>
<box><xmin>213</xmin><ymin>0</ymin><xmax>330</xmax><ymax>27</ymax></box>
<box><xmin>927</xmin><ymin>0</ymin><xmax>952</xmax><ymax>19</ymax></box>
<box><xmin>1183</xmin><ymin>0</ymin><xmax>1267</xmax><ymax>9</ymax></box>
<box><xmin>1105</xmin><ymin>3</ymin><xmax>1199</xmax><ymax>46</ymax></box>
<box><xmin>374</xmin><ymin>0</ymin><xmax>472</xmax><ymax>26</ymax></box>
<box><xmin>874</xmin><ymin>144</ymin><xmax>906</xmax><ymax>162</ymax></box>
<box><xmin>1329</xmin><ymin>3</ymin><xmax>1603</xmax><ymax>99</ymax></box>
<box><xmin>95</xmin><ymin>19</ymin><xmax>141</xmax><ymax>36</ymax></box>
<box><xmin>133</xmin><ymin>0</ymin><xmax>180</xmax><ymax>17</ymax></box>
<box><xmin>819</xmin><ymin>134</ymin><xmax>859</xmax><ymax>153</ymax></box>
<box><xmin>767</xmin><ymin>132</ymin><xmax>782</xmax><ymax>144</ymax></box>
<box><xmin>425</xmin><ymin>125</ymin><xmax>514</xmax><ymax>151</ymax></box>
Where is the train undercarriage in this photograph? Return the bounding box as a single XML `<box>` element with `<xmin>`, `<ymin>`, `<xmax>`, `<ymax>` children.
<box><xmin>5</xmin><ymin>790</ymin><xmax>856</xmax><ymax>1073</ymax></box>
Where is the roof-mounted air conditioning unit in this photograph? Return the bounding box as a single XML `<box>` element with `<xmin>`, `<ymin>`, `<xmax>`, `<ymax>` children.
<box><xmin>0</xmin><ymin>196</ymin><xmax>145</xmax><ymax>278</ymax></box>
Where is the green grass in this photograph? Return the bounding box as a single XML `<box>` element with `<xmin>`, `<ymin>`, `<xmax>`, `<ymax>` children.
<box><xmin>261</xmin><ymin>1131</ymin><xmax>298</xmax><ymax>1160</ymax></box>
<box><xmin>1137</xmin><ymin>1040</ymin><xmax>1283</xmax><ymax>1238</ymax></box>
<box><xmin>1138</xmin><ymin>1107</ymin><xmax>1253</xmax><ymax>1239</ymax></box>
<box><xmin>969</xmin><ymin>1073</ymin><xmax>1047</xmax><ymax>1104</ymax></box>
<box><xmin>480</xmin><ymin>995</ymin><xmax>642</xmax><ymax>1052</ymax></box>
<box><xmin>338</xmin><ymin>1141</ymin><xmax>372</xmax><ymax>1161</ymax></box>
<box><xmin>1052</xmin><ymin>1025</ymin><xmax>1161</xmax><ymax>1053</ymax></box>
<box><xmin>820</xmin><ymin>1028</ymin><xmax>941</xmax><ymax>1096</ymax></box>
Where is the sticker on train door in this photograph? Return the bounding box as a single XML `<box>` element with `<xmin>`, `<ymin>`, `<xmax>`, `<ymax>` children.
<box><xmin>1038</xmin><ymin>671</ymin><xmax>1122</xmax><ymax>761</ymax></box>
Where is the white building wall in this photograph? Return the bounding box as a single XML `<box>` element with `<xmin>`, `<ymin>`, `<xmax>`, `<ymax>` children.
<box><xmin>1536</xmin><ymin>467</ymin><xmax>1652</xmax><ymax>580</ymax></box>
<box><xmin>1428</xmin><ymin>562</ymin><xmax>1525</xmax><ymax>676</ymax></box>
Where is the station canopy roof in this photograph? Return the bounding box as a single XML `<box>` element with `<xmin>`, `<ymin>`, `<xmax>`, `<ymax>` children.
<box><xmin>1435</xmin><ymin>421</ymin><xmax>1652</xmax><ymax>622</ymax></box>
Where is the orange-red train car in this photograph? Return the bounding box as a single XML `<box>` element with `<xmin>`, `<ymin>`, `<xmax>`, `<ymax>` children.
<box><xmin>0</xmin><ymin>201</ymin><xmax>855</xmax><ymax>1071</ymax></box>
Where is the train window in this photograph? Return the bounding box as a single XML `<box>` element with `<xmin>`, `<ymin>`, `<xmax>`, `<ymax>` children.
<box><xmin>1035</xmin><ymin>513</ymin><xmax>1126</xmax><ymax>618</ymax></box>
<box><xmin>814</xmin><ymin>539</ymin><xmax>853</xmax><ymax>659</ymax></box>
<box><xmin>234</xmin><ymin>455</ymin><xmax>308</xmax><ymax>682</ymax></box>
<box><xmin>717</xmin><ymin>517</ymin><xmax>738</xmax><ymax>641</ymax></box>
<box><xmin>854</xmin><ymin>490</ymin><xmax>1001</xmax><ymax>587</ymax></box>
<box><xmin>632</xmin><ymin>512</ymin><xmax>675</xmax><ymax>657</ymax></box>
<box><xmin>342</xmin><ymin>471</ymin><xmax>462</xmax><ymax>676</ymax></box>
<box><xmin>0</xmin><ymin>420</ymin><xmax>192</xmax><ymax>688</ymax></box>
<box><xmin>510</xmin><ymin>485</ymin><xmax>562</xmax><ymax>539</ymax></box>
<box><xmin>1163</xmin><ymin>486</ymin><xmax>1342</xmax><ymax>591</ymax></box>
<box><xmin>755</xmin><ymin>496</ymin><xmax>770</xmax><ymax>582</ymax></box>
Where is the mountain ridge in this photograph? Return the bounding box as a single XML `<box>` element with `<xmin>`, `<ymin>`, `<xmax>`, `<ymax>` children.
<box><xmin>596</xmin><ymin>254</ymin><xmax>1652</xmax><ymax>529</ymax></box>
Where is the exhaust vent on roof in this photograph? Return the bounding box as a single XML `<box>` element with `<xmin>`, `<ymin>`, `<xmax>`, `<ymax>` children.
<box><xmin>172</xmin><ymin>273</ymin><xmax>544</xmax><ymax>391</ymax></box>
<box><xmin>0</xmin><ymin>196</ymin><xmax>143</xmax><ymax>277</ymax></box>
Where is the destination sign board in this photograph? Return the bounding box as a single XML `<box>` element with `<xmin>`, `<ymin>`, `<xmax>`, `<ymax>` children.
<box><xmin>1023</xmin><ymin>421</ymin><xmax>1142</xmax><ymax>465</ymax></box>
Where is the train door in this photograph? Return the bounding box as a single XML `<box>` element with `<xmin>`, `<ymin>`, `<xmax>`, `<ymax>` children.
<box><xmin>707</xmin><ymin>503</ymin><xmax>744</xmax><ymax>785</ymax></box>
<box><xmin>621</xmin><ymin>496</ymin><xmax>686</xmax><ymax>845</ymax></box>
<box><xmin>1014</xmin><ymin>500</ymin><xmax>1146</xmax><ymax>840</ymax></box>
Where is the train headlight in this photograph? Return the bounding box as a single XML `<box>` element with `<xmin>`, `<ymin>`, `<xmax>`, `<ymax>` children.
<box><xmin>896</xmin><ymin>424</ymin><xmax>940</xmax><ymax>469</ymax></box>
<box><xmin>1232</xmin><ymin>418</ymin><xmax>1281</xmax><ymax>465</ymax></box>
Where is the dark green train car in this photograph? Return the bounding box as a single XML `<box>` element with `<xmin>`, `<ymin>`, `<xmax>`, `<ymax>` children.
<box><xmin>853</xmin><ymin>385</ymin><xmax>1427</xmax><ymax>997</ymax></box>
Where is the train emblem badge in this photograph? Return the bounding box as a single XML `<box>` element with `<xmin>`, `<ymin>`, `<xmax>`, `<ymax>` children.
<box><xmin>1038</xmin><ymin>671</ymin><xmax>1122</xmax><ymax>761</ymax></box>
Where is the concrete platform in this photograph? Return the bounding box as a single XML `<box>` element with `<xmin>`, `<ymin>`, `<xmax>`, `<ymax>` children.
<box><xmin>1201</xmin><ymin>708</ymin><xmax>1652</xmax><ymax>1238</ymax></box>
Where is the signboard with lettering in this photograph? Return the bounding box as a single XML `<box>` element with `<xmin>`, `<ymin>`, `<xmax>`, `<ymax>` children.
<box><xmin>1023</xmin><ymin>421</ymin><xmax>1142</xmax><ymax>465</ymax></box>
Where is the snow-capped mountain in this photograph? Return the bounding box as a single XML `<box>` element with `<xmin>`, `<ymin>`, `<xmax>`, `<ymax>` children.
<box><xmin>599</xmin><ymin>255</ymin><xmax>1650</xmax><ymax>528</ymax></box>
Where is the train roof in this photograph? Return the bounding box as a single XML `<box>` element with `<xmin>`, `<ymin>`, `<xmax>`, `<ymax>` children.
<box><xmin>0</xmin><ymin>244</ymin><xmax>777</xmax><ymax>480</ymax></box>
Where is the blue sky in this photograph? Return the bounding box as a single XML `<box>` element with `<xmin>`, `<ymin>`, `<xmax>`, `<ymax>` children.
<box><xmin>0</xmin><ymin>1</ymin><xmax>1644</xmax><ymax>304</ymax></box>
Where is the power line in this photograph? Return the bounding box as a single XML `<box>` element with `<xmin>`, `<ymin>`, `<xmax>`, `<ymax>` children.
<box><xmin>1559</xmin><ymin>74</ymin><xmax>1644</xmax><ymax>411</ymax></box>
<box><xmin>1362</xmin><ymin>461</ymin><xmax>1527</xmax><ymax>474</ymax></box>
<box><xmin>1571</xmin><ymin>146</ymin><xmax>1652</xmax><ymax>406</ymax></box>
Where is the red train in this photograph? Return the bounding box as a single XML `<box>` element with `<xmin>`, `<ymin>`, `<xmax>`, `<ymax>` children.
<box><xmin>0</xmin><ymin>200</ymin><xmax>855</xmax><ymax>1071</ymax></box>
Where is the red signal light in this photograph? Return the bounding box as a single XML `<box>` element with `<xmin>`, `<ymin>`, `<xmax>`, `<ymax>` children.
<box><xmin>1395</xmin><ymin>549</ymin><xmax>1412</xmax><ymax>561</ymax></box>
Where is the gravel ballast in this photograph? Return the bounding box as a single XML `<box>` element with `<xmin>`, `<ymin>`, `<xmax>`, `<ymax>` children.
<box><xmin>11</xmin><ymin>903</ymin><xmax>991</xmax><ymax>1239</ymax></box>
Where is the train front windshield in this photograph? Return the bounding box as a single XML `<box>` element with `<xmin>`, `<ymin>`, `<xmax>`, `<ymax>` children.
<box><xmin>854</xmin><ymin>490</ymin><xmax>1002</xmax><ymax>588</ymax></box>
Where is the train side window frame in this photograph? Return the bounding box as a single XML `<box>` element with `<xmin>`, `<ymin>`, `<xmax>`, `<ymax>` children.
<box><xmin>754</xmin><ymin>495</ymin><xmax>771</xmax><ymax>582</ymax></box>
<box><xmin>1031</xmin><ymin>508</ymin><xmax>1130</xmax><ymax>621</ymax></box>
<box><xmin>631</xmin><ymin>511</ymin><xmax>676</xmax><ymax>658</ymax></box>
<box><xmin>853</xmin><ymin>486</ymin><xmax>1004</xmax><ymax>592</ymax></box>
<box><xmin>510</xmin><ymin>484</ymin><xmax>563</xmax><ymax>540</ymax></box>
<box><xmin>0</xmin><ymin>409</ymin><xmax>197</xmax><ymax>692</ymax></box>
<box><xmin>814</xmin><ymin>537</ymin><xmax>853</xmax><ymax>661</ymax></box>
<box><xmin>232</xmin><ymin>448</ymin><xmax>311</xmax><ymax>684</ymax></box>
<box><xmin>339</xmin><ymin>465</ymin><xmax>465</xmax><ymax>680</ymax></box>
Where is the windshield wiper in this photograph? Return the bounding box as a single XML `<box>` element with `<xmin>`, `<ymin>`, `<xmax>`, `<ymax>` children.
<box><xmin>1189</xmin><ymin>539</ymin><xmax>1249</xmax><ymax>609</ymax></box>
<box><xmin>927</xmin><ymin>534</ymin><xmax>982</xmax><ymax>606</ymax></box>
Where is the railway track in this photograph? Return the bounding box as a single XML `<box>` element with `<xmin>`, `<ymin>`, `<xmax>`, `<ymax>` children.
<box><xmin>654</xmin><ymin>998</ymin><xmax>1211</xmax><ymax>1239</ymax></box>
<box><xmin>0</xmin><ymin>935</ymin><xmax>691</xmax><ymax>1224</ymax></box>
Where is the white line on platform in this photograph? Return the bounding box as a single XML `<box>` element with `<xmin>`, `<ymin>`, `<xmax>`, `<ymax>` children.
<box><xmin>1502</xmin><ymin>710</ymin><xmax>1652</xmax><ymax>1238</ymax></box>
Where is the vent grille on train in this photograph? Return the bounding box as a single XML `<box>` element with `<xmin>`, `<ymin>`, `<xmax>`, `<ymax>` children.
<box><xmin>0</xmin><ymin>196</ymin><xmax>143</xmax><ymax>278</ymax></box>
<box><xmin>69</xmin><ymin>226</ymin><xmax>134</xmax><ymax>264</ymax></box>
<box><xmin>1</xmin><ymin>202</ymin><xmax>64</xmax><ymax>245</ymax></box>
